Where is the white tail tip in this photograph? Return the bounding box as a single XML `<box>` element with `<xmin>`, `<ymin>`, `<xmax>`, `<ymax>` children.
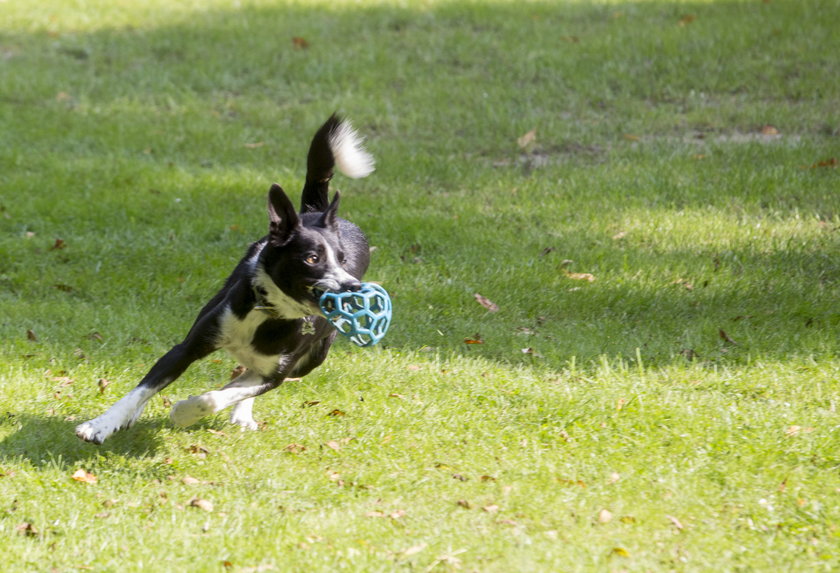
<box><xmin>329</xmin><ymin>120</ymin><xmax>375</xmax><ymax>179</ymax></box>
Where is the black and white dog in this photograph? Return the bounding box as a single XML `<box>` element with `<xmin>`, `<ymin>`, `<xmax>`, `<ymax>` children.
<box><xmin>75</xmin><ymin>115</ymin><xmax>375</xmax><ymax>444</ymax></box>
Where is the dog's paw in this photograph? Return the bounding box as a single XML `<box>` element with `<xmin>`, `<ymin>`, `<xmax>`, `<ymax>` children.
<box><xmin>75</xmin><ymin>421</ymin><xmax>109</xmax><ymax>445</ymax></box>
<box><xmin>229</xmin><ymin>398</ymin><xmax>258</xmax><ymax>431</ymax></box>
<box><xmin>170</xmin><ymin>393</ymin><xmax>218</xmax><ymax>427</ymax></box>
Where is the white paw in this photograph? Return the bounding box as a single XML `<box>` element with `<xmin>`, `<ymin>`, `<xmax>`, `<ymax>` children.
<box><xmin>229</xmin><ymin>398</ymin><xmax>258</xmax><ymax>430</ymax></box>
<box><xmin>75</xmin><ymin>420</ymin><xmax>111</xmax><ymax>445</ymax></box>
<box><xmin>170</xmin><ymin>393</ymin><xmax>218</xmax><ymax>427</ymax></box>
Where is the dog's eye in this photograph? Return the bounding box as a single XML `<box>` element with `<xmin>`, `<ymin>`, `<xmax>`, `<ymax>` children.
<box><xmin>305</xmin><ymin>254</ymin><xmax>319</xmax><ymax>265</ymax></box>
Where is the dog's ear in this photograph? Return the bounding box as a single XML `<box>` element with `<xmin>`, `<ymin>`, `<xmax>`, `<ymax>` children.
<box><xmin>267</xmin><ymin>184</ymin><xmax>300</xmax><ymax>245</ymax></box>
<box><xmin>316</xmin><ymin>191</ymin><xmax>340</xmax><ymax>229</ymax></box>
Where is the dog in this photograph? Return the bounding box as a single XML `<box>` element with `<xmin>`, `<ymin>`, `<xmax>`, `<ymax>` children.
<box><xmin>75</xmin><ymin>115</ymin><xmax>375</xmax><ymax>444</ymax></box>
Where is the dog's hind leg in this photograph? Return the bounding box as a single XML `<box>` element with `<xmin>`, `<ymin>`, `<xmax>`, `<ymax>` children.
<box><xmin>170</xmin><ymin>369</ymin><xmax>281</xmax><ymax>428</ymax></box>
<box><xmin>229</xmin><ymin>398</ymin><xmax>257</xmax><ymax>430</ymax></box>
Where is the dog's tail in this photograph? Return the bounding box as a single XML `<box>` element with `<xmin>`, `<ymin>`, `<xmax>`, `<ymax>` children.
<box><xmin>300</xmin><ymin>114</ymin><xmax>375</xmax><ymax>213</ymax></box>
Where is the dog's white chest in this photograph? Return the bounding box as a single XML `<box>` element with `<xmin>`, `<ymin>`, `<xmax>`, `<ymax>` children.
<box><xmin>217</xmin><ymin>307</ymin><xmax>287</xmax><ymax>376</ymax></box>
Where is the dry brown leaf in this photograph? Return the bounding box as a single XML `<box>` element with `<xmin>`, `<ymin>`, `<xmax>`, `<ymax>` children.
<box><xmin>463</xmin><ymin>333</ymin><xmax>484</xmax><ymax>345</ymax></box>
<box><xmin>718</xmin><ymin>329</ymin><xmax>737</xmax><ymax>345</ymax></box>
<box><xmin>283</xmin><ymin>443</ymin><xmax>307</xmax><ymax>454</ymax></box>
<box><xmin>565</xmin><ymin>271</ymin><xmax>595</xmax><ymax>282</ymax></box>
<box><xmin>401</xmin><ymin>543</ymin><xmax>427</xmax><ymax>557</ymax></box>
<box><xmin>50</xmin><ymin>238</ymin><xmax>66</xmax><ymax>250</ymax></box>
<box><xmin>808</xmin><ymin>157</ymin><xmax>837</xmax><ymax>169</ymax></box>
<box><xmin>457</xmin><ymin>499</ymin><xmax>472</xmax><ymax>509</ymax></box>
<box><xmin>325</xmin><ymin>440</ymin><xmax>341</xmax><ymax>451</ymax></box>
<box><xmin>189</xmin><ymin>497</ymin><xmax>214</xmax><ymax>512</ymax></box>
<box><xmin>244</xmin><ymin>142</ymin><xmax>265</xmax><ymax>149</ymax></box>
<box><xmin>26</xmin><ymin>329</ymin><xmax>38</xmax><ymax>341</ymax></box>
<box><xmin>678</xmin><ymin>14</ymin><xmax>696</xmax><ymax>26</ymax></box>
<box><xmin>667</xmin><ymin>514</ymin><xmax>685</xmax><ymax>531</ymax></box>
<box><xmin>182</xmin><ymin>476</ymin><xmax>202</xmax><ymax>485</ymax></box>
<box><xmin>517</xmin><ymin>129</ymin><xmax>537</xmax><ymax>149</ymax></box>
<box><xmin>761</xmin><ymin>125</ymin><xmax>780</xmax><ymax>135</ymax></box>
<box><xmin>327</xmin><ymin>409</ymin><xmax>345</xmax><ymax>417</ymax></box>
<box><xmin>292</xmin><ymin>36</ymin><xmax>310</xmax><ymax>49</ymax></box>
<box><xmin>71</xmin><ymin>469</ymin><xmax>97</xmax><ymax>484</ymax></box>
<box><xmin>482</xmin><ymin>504</ymin><xmax>500</xmax><ymax>513</ymax></box>
<box><xmin>474</xmin><ymin>293</ymin><xmax>499</xmax><ymax>312</ymax></box>
<box><xmin>16</xmin><ymin>522</ymin><xmax>39</xmax><ymax>537</ymax></box>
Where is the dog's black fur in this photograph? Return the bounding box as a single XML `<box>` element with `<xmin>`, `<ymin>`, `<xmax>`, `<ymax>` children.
<box><xmin>76</xmin><ymin>115</ymin><xmax>374</xmax><ymax>444</ymax></box>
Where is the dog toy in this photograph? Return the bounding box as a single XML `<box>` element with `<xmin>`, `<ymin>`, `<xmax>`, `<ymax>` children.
<box><xmin>319</xmin><ymin>283</ymin><xmax>392</xmax><ymax>347</ymax></box>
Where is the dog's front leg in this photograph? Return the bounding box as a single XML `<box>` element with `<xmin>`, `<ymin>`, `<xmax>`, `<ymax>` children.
<box><xmin>170</xmin><ymin>369</ymin><xmax>282</xmax><ymax>429</ymax></box>
<box><xmin>75</xmin><ymin>337</ymin><xmax>216</xmax><ymax>444</ymax></box>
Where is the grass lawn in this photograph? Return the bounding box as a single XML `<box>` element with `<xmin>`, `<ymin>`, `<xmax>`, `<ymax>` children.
<box><xmin>1</xmin><ymin>0</ymin><xmax>838</xmax><ymax>570</ymax></box>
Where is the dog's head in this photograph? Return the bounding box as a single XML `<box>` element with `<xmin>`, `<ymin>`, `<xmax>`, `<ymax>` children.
<box><xmin>255</xmin><ymin>184</ymin><xmax>362</xmax><ymax>318</ymax></box>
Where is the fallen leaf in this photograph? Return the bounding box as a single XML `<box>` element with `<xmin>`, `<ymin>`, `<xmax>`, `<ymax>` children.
<box><xmin>482</xmin><ymin>504</ymin><xmax>500</xmax><ymax>513</ymax></box>
<box><xmin>292</xmin><ymin>36</ymin><xmax>310</xmax><ymax>49</ymax></box>
<box><xmin>230</xmin><ymin>365</ymin><xmax>247</xmax><ymax>380</ymax></box>
<box><xmin>474</xmin><ymin>293</ymin><xmax>499</xmax><ymax>312</ymax></box>
<box><xmin>283</xmin><ymin>443</ymin><xmax>306</xmax><ymax>454</ymax></box>
<box><xmin>718</xmin><ymin>329</ymin><xmax>737</xmax><ymax>345</ymax></box>
<box><xmin>808</xmin><ymin>157</ymin><xmax>837</xmax><ymax>169</ymax></box>
<box><xmin>565</xmin><ymin>271</ymin><xmax>595</xmax><ymax>282</ymax></box>
<box><xmin>16</xmin><ymin>522</ymin><xmax>39</xmax><ymax>537</ymax></box>
<box><xmin>677</xmin><ymin>14</ymin><xmax>696</xmax><ymax>26</ymax></box>
<box><xmin>463</xmin><ymin>334</ymin><xmax>484</xmax><ymax>345</ymax></box>
<box><xmin>182</xmin><ymin>476</ymin><xmax>202</xmax><ymax>485</ymax></box>
<box><xmin>623</xmin><ymin>133</ymin><xmax>641</xmax><ymax>141</ymax></box>
<box><xmin>456</xmin><ymin>499</ymin><xmax>472</xmax><ymax>509</ymax></box>
<box><xmin>667</xmin><ymin>514</ymin><xmax>685</xmax><ymax>531</ymax></box>
<box><xmin>325</xmin><ymin>440</ymin><xmax>341</xmax><ymax>451</ymax></box>
<box><xmin>401</xmin><ymin>543</ymin><xmax>427</xmax><ymax>557</ymax></box>
<box><xmin>50</xmin><ymin>238</ymin><xmax>66</xmax><ymax>250</ymax></box>
<box><xmin>598</xmin><ymin>508</ymin><xmax>613</xmax><ymax>523</ymax></box>
<box><xmin>53</xmin><ymin>283</ymin><xmax>74</xmax><ymax>292</ymax></box>
<box><xmin>611</xmin><ymin>547</ymin><xmax>630</xmax><ymax>557</ymax></box>
<box><xmin>244</xmin><ymin>142</ymin><xmax>265</xmax><ymax>149</ymax></box>
<box><xmin>517</xmin><ymin>129</ymin><xmax>537</xmax><ymax>149</ymax></box>
<box><xmin>785</xmin><ymin>425</ymin><xmax>815</xmax><ymax>437</ymax></box>
<box><xmin>327</xmin><ymin>409</ymin><xmax>345</xmax><ymax>417</ymax></box>
<box><xmin>761</xmin><ymin>125</ymin><xmax>779</xmax><ymax>135</ymax></box>
<box><xmin>611</xmin><ymin>231</ymin><xmax>627</xmax><ymax>240</ymax></box>
<box><xmin>26</xmin><ymin>329</ymin><xmax>38</xmax><ymax>342</ymax></box>
<box><xmin>680</xmin><ymin>348</ymin><xmax>699</xmax><ymax>361</ymax></box>
<box><xmin>189</xmin><ymin>497</ymin><xmax>214</xmax><ymax>512</ymax></box>
<box><xmin>97</xmin><ymin>378</ymin><xmax>111</xmax><ymax>393</ymax></box>
<box><xmin>301</xmin><ymin>400</ymin><xmax>321</xmax><ymax>407</ymax></box>
<box><xmin>71</xmin><ymin>469</ymin><xmax>97</xmax><ymax>484</ymax></box>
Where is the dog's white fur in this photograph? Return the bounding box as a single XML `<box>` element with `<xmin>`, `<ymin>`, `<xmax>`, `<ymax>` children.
<box><xmin>330</xmin><ymin>120</ymin><xmax>375</xmax><ymax>179</ymax></box>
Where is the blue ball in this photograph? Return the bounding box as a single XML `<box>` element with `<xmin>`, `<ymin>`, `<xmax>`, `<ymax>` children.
<box><xmin>318</xmin><ymin>283</ymin><xmax>392</xmax><ymax>347</ymax></box>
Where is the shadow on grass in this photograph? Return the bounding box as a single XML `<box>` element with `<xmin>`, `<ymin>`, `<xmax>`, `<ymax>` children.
<box><xmin>0</xmin><ymin>413</ymin><xmax>165</xmax><ymax>469</ymax></box>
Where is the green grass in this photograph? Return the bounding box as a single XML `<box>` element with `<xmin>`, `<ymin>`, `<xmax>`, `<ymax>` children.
<box><xmin>1</xmin><ymin>0</ymin><xmax>838</xmax><ymax>570</ymax></box>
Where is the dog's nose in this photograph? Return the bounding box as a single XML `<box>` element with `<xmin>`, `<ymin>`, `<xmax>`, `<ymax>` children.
<box><xmin>341</xmin><ymin>279</ymin><xmax>362</xmax><ymax>292</ymax></box>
